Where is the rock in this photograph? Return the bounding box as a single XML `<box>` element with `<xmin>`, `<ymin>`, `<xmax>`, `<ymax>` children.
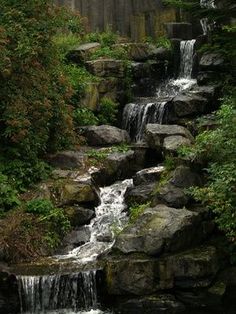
<box><xmin>82</xmin><ymin>125</ymin><xmax>130</xmax><ymax>146</ymax></box>
<box><xmin>163</xmin><ymin>135</ymin><xmax>192</xmax><ymax>153</ymax></box>
<box><xmin>124</xmin><ymin>183</ymin><xmax>156</xmax><ymax>207</ymax></box>
<box><xmin>86</xmin><ymin>59</ymin><xmax>125</xmax><ymax>78</ymax></box>
<box><xmin>133</xmin><ymin>166</ymin><xmax>165</xmax><ymax>186</ymax></box>
<box><xmin>166</xmin><ymin>22</ymin><xmax>193</xmax><ymax>40</ymax></box>
<box><xmin>64</xmin><ymin>206</ymin><xmax>95</xmax><ymax>227</ymax></box>
<box><xmin>79</xmin><ymin>83</ymin><xmax>99</xmax><ymax>111</ymax></box>
<box><xmin>157</xmin><ymin>246</ymin><xmax>219</xmax><ymax>289</ymax></box>
<box><xmin>66</xmin><ymin>42</ymin><xmax>101</xmax><ymax>63</ymax></box>
<box><xmin>0</xmin><ymin>272</ymin><xmax>20</xmax><ymax>314</ymax></box>
<box><xmin>62</xmin><ymin>226</ymin><xmax>91</xmax><ymax>252</ymax></box>
<box><xmin>152</xmin><ymin>183</ymin><xmax>189</xmax><ymax>208</ymax></box>
<box><xmin>59</xmin><ymin>179</ymin><xmax>100</xmax><ymax>207</ymax></box>
<box><xmin>105</xmin><ymin>257</ymin><xmax>158</xmax><ymax>295</ymax></box>
<box><xmin>168</xmin><ymin>93</ymin><xmax>208</xmax><ymax>119</ymax></box>
<box><xmin>199</xmin><ymin>53</ymin><xmax>224</xmax><ymax>71</ymax></box>
<box><xmin>98</xmin><ymin>77</ymin><xmax>123</xmax><ymax>101</ymax></box>
<box><xmin>170</xmin><ymin>166</ymin><xmax>202</xmax><ymax>189</ymax></box>
<box><xmin>197</xmin><ymin>71</ymin><xmax>218</xmax><ymax>85</ymax></box>
<box><xmin>115</xmin><ymin>295</ymin><xmax>185</xmax><ymax>314</ymax></box>
<box><xmin>189</xmin><ymin>85</ymin><xmax>217</xmax><ymax>101</ymax></box>
<box><xmin>47</xmin><ymin>151</ymin><xmax>87</xmax><ymax>170</ymax></box>
<box><xmin>114</xmin><ymin>204</ymin><xmax>205</xmax><ymax>256</ymax></box>
<box><xmin>131</xmin><ymin>62</ymin><xmax>152</xmax><ymax>79</ymax></box>
<box><xmin>145</xmin><ymin>124</ymin><xmax>193</xmax><ymax>150</ymax></box>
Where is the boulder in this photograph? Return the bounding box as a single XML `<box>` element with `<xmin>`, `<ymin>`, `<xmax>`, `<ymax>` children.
<box><xmin>82</xmin><ymin>125</ymin><xmax>130</xmax><ymax>146</ymax></box>
<box><xmin>115</xmin><ymin>295</ymin><xmax>185</xmax><ymax>314</ymax></box>
<box><xmin>199</xmin><ymin>53</ymin><xmax>224</xmax><ymax>71</ymax></box>
<box><xmin>197</xmin><ymin>71</ymin><xmax>218</xmax><ymax>85</ymax></box>
<box><xmin>0</xmin><ymin>272</ymin><xmax>20</xmax><ymax>314</ymax></box>
<box><xmin>163</xmin><ymin>135</ymin><xmax>192</xmax><ymax>154</ymax></box>
<box><xmin>98</xmin><ymin>77</ymin><xmax>123</xmax><ymax>101</ymax></box>
<box><xmin>169</xmin><ymin>93</ymin><xmax>208</xmax><ymax>118</ymax></box>
<box><xmin>157</xmin><ymin>246</ymin><xmax>219</xmax><ymax>289</ymax></box>
<box><xmin>170</xmin><ymin>166</ymin><xmax>202</xmax><ymax>189</ymax></box>
<box><xmin>124</xmin><ymin>183</ymin><xmax>156</xmax><ymax>207</ymax></box>
<box><xmin>152</xmin><ymin>183</ymin><xmax>189</xmax><ymax>208</ymax></box>
<box><xmin>133</xmin><ymin>166</ymin><xmax>165</xmax><ymax>186</ymax></box>
<box><xmin>114</xmin><ymin>205</ymin><xmax>205</xmax><ymax>256</ymax></box>
<box><xmin>47</xmin><ymin>151</ymin><xmax>87</xmax><ymax>170</ymax></box>
<box><xmin>64</xmin><ymin>206</ymin><xmax>95</xmax><ymax>227</ymax></box>
<box><xmin>66</xmin><ymin>42</ymin><xmax>101</xmax><ymax>64</ymax></box>
<box><xmin>145</xmin><ymin>124</ymin><xmax>193</xmax><ymax>150</ymax></box>
<box><xmin>86</xmin><ymin>59</ymin><xmax>125</xmax><ymax>78</ymax></box>
<box><xmin>60</xmin><ymin>226</ymin><xmax>91</xmax><ymax>253</ymax></box>
<box><xmin>105</xmin><ymin>257</ymin><xmax>158</xmax><ymax>295</ymax></box>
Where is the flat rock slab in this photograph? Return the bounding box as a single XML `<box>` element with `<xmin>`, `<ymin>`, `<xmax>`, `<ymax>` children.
<box><xmin>47</xmin><ymin>151</ymin><xmax>88</xmax><ymax>170</ymax></box>
<box><xmin>199</xmin><ymin>53</ymin><xmax>224</xmax><ymax>70</ymax></box>
<box><xmin>145</xmin><ymin>124</ymin><xmax>193</xmax><ymax>149</ymax></box>
<box><xmin>82</xmin><ymin>125</ymin><xmax>130</xmax><ymax>146</ymax></box>
<box><xmin>66</xmin><ymin>42</ymin><xmax>101</xmax><ymax>63</ymax></box>
<box><xmin>163</xmin><ymin>135</ymin><xmax>192</xmax><ymax>153</ymax></box>
<box><xmin>133</xmin><ymin>166</ymin><xmax>166</xmax><ymax>186</ymax></box>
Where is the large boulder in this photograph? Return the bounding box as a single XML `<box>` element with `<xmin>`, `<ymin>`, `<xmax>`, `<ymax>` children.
<box><xmin>168</xmin><ymin>93</ymin><xmax>208</xmax><ymax>119</ymax></box>
<box><xmin>86</xmin><ymin>59</ymin><xmax>125</xmax><ymax>78</ymax></box>
<box><xmin>133</xmin><ymin>166</ymin><xmax>165</xmax><ymax>186</ymax></box>
<box><xmin>114</xmin><ymin>205</ymin><xmax>206</xmax><ymax>256</ymax></box>
<box><xmin>82</xmin><ymin>125</ymin><xmax>130</xmax><ymax>146</ymax></box>
<box><xmin>199</xmin><ymin>53</ymin><xmax>224</xmax><ymax>71</ymax></box>
<box><xmin>47</xmin><ymin>151</ymin><xmax>87</xmax><ymax>170</ymax></box>
<box><xmin>64</xmin><ymin>206</ymin><xmax>95</xmax><ymax>227</ymax></box>
<box><xmin>163</xmin><ymin>136</ymin><xmax>192</xmax><ymax>154</ymax></box>
<box><xmin>124</xmin><ymin>183</ymin><xmax>156</xmax><ymax>207</ymax></box>
<box><xmin>157</xmin><ymin>246</ymin><xmax>219</xmax><ymax>289</ymax></box>
<box><xmin>66</xmin><ymin>42</ymin><xmax>101</xmax><ymax>64</ymax></box>
<box><xmin>0</xmin><ymin>271</ymin><xmax>20</xmax><ymax>314</ymax></box>
<box><xmin>145</xmin><ymin>124</ymin><xmax>193</xmax><ymax>150</ymax></box>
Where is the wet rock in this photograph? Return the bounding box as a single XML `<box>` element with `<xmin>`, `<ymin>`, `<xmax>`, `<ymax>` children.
<box><xmin>105</xmin><ymin>257</ymin><xmax>158</xmax><ymax>295</ymax></box>
<box><xmin>133</xmin><ymin>166</ymin><xmax>165</xmax><ymax>186</ymax></box>
<box><xmin>197</xmin><ymin>71</ymin><xmax>218</xmax><ymax>85</ymax></box>
<box><xmin>66</xmin><ymin>42</ymin><xmax>101</xmax><ymax>64</ymax></box>
<box><xmin>131</xmin><ymin>62</ymin><xmax>152</xmax><ymax>79</ymax></box>
<box><xmin>199</xmin><ymin>53</ymin><xmax>224</xmax><ymax>71</ymax></box>
<box><xmin>64</xmin><ymin>206</ymin><xmax>95</xmax><ymax>227</ymax></box>
<box><xmin>82</xmin><ymin>125</ymin><xmax>130</xmax><ymax>146</ymax></box>
<box><xmin>157</xmin><ymin>246</ymin><xmax>219</xmax><ymax>289</ymax></box>
<box><xmin>0</xmin><ymin>271</ymin><xmax>20</xmax><ymax>314</ymax></box>
<box><xmin>114</xmin><ymin>205</ymin><xmax>204</xmax><ymax>256</ymax></box>
<box><xmin>124</xmin><ymin>183</ymin><xmax>156</xmax><ymax>207</ymax></box>
<box><xmin>163</xmin><ymin>135</ymin><xmax>192</xmax><ymax>154</ymax></box>
<box><xmin>169</xmin><ymin>93</ymin><xmax>208</xmax><ymax>119</ymax></box>
<box><xmin>170</xmin><ymin>166</ymin><xmax>202</xmax><ymax>189</ymax></box>
<box><xmin>63</xmin><ymin>226</ymin><xmax>91</xmax><ymax>250</ymax></box>
<box><xmin>115</xmin><ymin>295</ymin><xmax>185</xmax><ymax>314</ymax></box>
<box><xmin>98</xmin><ymin>77</ymin><xmax>124</xmax><ymax>101</ymax></box>
<box><xmin>86</xmin><ymin>59</ymin><xmax>125</xmax><ymax>78</ymax></box>
<box><xmin>47</xmin><ymin>151</ymin><xmax>87</xmax><ymax>170</ymax></box>
<box><xmin>145</xmin><ymin>124</ymin><xmax>193</xmax><ymax>150</ymax></box>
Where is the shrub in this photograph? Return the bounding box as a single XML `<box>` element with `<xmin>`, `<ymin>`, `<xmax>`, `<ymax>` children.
<box><xmin>97</xmin><ymin>97</ymin><xmax>118</xmax><ymax>125</ymax></box>
<box><xmin>84</xmin><ymin>28</ymin><xmax>119</xmax><ymax>47</ymax></box>
<box><xmin>73</xmin><ymin>108</ymin><xmax>98</xmax><ymax>127</ymax></box>
<box><xmin>0</xmin><ymin>173</ymin><xmax>20</xmax><ymax>212</ymax></box>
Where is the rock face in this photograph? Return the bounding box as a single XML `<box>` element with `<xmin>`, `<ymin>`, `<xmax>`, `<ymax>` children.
<box><xmin>82</xmin><ymin>125</ymin><xmax>130</xmax><ymax>146</ymax></box>
<box><xmin>166</xmin><ymin>22</ymin><xmax>192</xmax><ymax>40</ymax></box>
<box><xmin>133</xmin><ymin>166</ymin><xmax>165</xmax><ymax>186</ymax></box>
<box><xmin>66</xmin><ymin>42</ymin><xmax>101</xmax><ymax>64</ymax></box>
<box><xmin>199</xmin><ymin>53</ymin><xmax>224</xmax><ymax>71</ymax></box>
<box><xmin>145</xmin><ymin>124</ymin><xmax>193</xmax><ymax>150</ymax></box>
<box><xmin>86</xmin><ymin>59</ymin><xmax>125</xmax><ymax>78</ymax></box>
<box><xmin>0</xmin><ymin>271</ymin><xmax>20</xmax><ymax>314</ymax></box>
<box><xmin>114</xmin><ymin>205</ymin><xmax>205</xmax><ymax>256</ymax></box>
<box><xmin>64</xmin><ymin>206</ymin><xmax>95</xmax><ymax>227</ymax></box>
<box><xmin>163</xmin><ymin>135</ymin><xmax>192</xmax><ymax>153</ymax></box>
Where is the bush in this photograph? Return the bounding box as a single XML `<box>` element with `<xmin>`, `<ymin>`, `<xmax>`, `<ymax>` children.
<box><xmin>84</xmin><ymin>28</ymin><xmax>119</xmax><ymax>47</ymax></box>
<box><xmin>0</xmin><ymin>173</ymin><xmax>20</xmax><ymax>212</ymax></box>
<box><xmin>129</xmin><ymin>203</ymin><xmax>150</xmax><ymax>223</ymax></box>
<box><xmin>97</xmin><ymin>98</ymin><xmax>118</xmax><ymax>125</ymax></box>
<box><xmin>73</xmin><ymin>107</ymin><xmax>98</xmax><ymax>127</ymax></box>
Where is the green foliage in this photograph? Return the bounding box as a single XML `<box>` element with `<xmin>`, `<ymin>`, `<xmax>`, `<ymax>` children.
<box><xmin>90</xmin><ymin>46</ymin><xmax>128</xmax><ymax>60</ymax></box>
<box><xmin>26</xmin><ymin>199</ymin><xmax>54</xmax><ymax>215</ymax></box>
<box><xmin>73</xmin><ymin>108</ymin><xmax>98</xmax><ymax>127</ymax></box>
<box><xmin>129</xmin><ymin>203</ymin><xmax>150</xmax><ymax>223</ymax></box>
<box><xmin>181</xmin><ymin>95</ymin><xmax>236</xmax><ymax>245</ymax></box>
<box><xmin>53</xmin><ymin>33</ymin><xmax>81</xmax><ymax>57</ymax></box>
<box><xmin>0</xmin><ymin>173</ymin><xmax>20</xmax><ymax>212</ymax></box>
<box><xmin>97</xmin><ymin>98</ymin><xmax>118</xmax><ymax>125</ymax></box>
<box><xmin>84</xmin><ymin>28</ymin><xmax>119</xmax><ymax>47</ymax></box>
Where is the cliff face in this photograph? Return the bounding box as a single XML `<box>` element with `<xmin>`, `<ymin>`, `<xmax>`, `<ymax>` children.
<box><xmin>55</xmin><ymin>0</ymin><xmax>177</xmax><ymax>40</ymax></box>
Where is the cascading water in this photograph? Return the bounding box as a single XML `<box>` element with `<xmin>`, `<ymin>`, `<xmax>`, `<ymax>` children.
<box><xmin>200</xmin><ymin>0</ymin><xmax>216</xmax><ymax>35</ymax></box>
<box><xmin>17</xmin><ymin>179</ymin><xmax>132</xmax><ymax>314</ymax></box>
<box><xmin>122</xmin><ymin>39</ymin><xmax>196</xmax><ymax>141</ymax></box>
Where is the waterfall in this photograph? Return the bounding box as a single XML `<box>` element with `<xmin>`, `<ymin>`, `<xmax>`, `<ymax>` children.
<box><xmin>122</xmin><ymin>39</ymin><xmax>196</xmax><ymax>141</ymax></box>
<box><xmin>17</xmin><ymin>271</ymin><xmax>99</xmax><ymax>313</ymax></box>
<box><xmin>200</xmin><ymin>0</ymin><xmax>216</xmax><ymax>34</ymax></box>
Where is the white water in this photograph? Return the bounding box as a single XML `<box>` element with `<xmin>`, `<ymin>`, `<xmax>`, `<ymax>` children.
<box><xmin>200</xmin><ymin>0</ymin><xmax>216</xmax><ymax>34</ymax></box>
<box><xmin>56</xmin><ymin>179</ymin><xmax>133</xmax><ymax>262</ymax></box>
<box><xmin>122</xmin><ymin>39</ymin><xmax>196</xmax><ymax>141</ymax></box>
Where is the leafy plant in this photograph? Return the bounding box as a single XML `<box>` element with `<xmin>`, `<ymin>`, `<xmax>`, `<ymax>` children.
<box><xmin>97</xmin><ymin>97</ymin><xmax>118</xmax><ymax>125</ymax></box>
<box><xmin>73</xmin><ymin>108</ymin><xmax>98</xmax><ymax>127</ymax></box>
<box><xmin>84</xmin><ymin>28</ymin><xmax>119</xmax><ymax>47</ymax></box>
<box><xmin>0</xmin><ymin>173</ymin><xmax>20</xmax><ymax>212</ymax></box>
<box><xmin>129</xmin><ymin>203</ymin><xmax>150</xmax><ymax>223</ymax></box>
